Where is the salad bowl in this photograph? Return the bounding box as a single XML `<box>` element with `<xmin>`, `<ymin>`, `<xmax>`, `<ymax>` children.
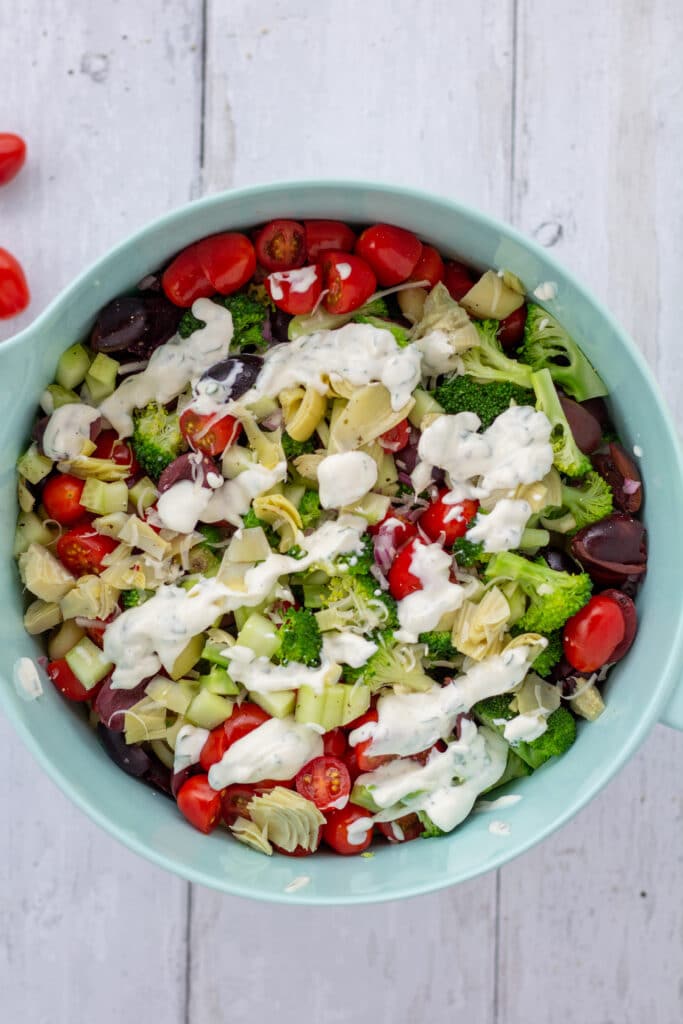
<box><xmin>1</xmin><ymin>180</ymin><xmax>682</xmax><ymax>904</ymax></box>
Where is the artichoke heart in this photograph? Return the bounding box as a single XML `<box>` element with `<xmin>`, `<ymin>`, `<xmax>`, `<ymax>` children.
<box><xmin>230</xmin><ymin>816</ymin><xmax>273</xmax><ymax>856</ymax></box>
<box><xmin>57</xmin><ymin>455</ymin><xmax>131</xmax><ymax>482</ymax></box>
<box><xmin>19</xmin><ymin>543</ymin><xmax>76</xmax><ymax>602</ymax></box>
<box><xmin>460</xmin><ymin>270</ymin><xmax>525</xmax><ymax>320</ymax></box>
<box><xmin>252</xmin><ymin>494</ymin><xmax>303</xmax><ymax>552</ymax></box>
<box><xmin>60</xmin><ymin>573</ymin><xmax>119</xmax><ymax>620</ymax></box>
<box><xmin>329</xmin><ymin>384</ymin><xmax>414</xmax><ymax>453</ymax></box>
<box><xmin>450</xmin><ymin>586</ymin><xmax>511</xmax><ymax>661</ymax></box>
<box><xmin>248</xmin><ymin>787</ymin><xmax>325</xmax><ymax>854</ymax></box>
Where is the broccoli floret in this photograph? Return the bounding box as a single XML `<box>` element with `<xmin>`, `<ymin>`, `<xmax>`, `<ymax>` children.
<box><xmin>335</xmin><ymin>533</ymin><xmax>374</xmax><ymax>575</ymax></box>
<box><xmin>357</xmin><ymin>297</ymin><xmax>389</xmax><ymax>318</ymax></box>
<box><xmin>276</xmin><ymin>608</ymin><xmax>322</xmax><ymax>667</ymax></box>
<box><xmin>531</xmin><ymin>368</ymin><xmax>592</xmax><ymax>477</ymax></box>
<box><xmin>482</xmin><ymin>748</ymin><xmax>533</xmax><ymax>793</ymax></box>
<box><xmin>559</xmin><ymin>471</ymin><xmax>613</xmax><ymax>532</ymax></box>
<box><xmin>317</xmin><ymin>574</ymin><xmax>399</xmax><ymax>634</ymax></box>
<box><xmin>452</xmin><ymin>536</ymin><xmax>487</xmax><ymax>567</ymax></box>
<box><xmin>120</xmin><ymin>588</ymin><xmax>152</xmax><ymax>609</ymax></box>
<box><xmin>197</xmin><ymin>524</ymin><xmax>224</xmax><ymax>548</ymax></box>
<box><xmin>460</xmin><ymin>319</ymin><xmax>534</xmax><ymax>390</ymax></box>
<box><xmin>472</xmin><ymin>693</ymin><xmax>514</xmax><ymax>727</ymax></box>
<box><xmin>222</xmin><ymin>292</ymin><xmax>270</xmax><ymax>351</ymax></box>
<box><xmin>435</xmin><ymin>374</ymin><xmax>534</xmax><ymax>429</ymax></box>
<box><xmin>518</xmin><ymin>303</ymin><xmax>607</xmax><ymax>401</ymax></box>
<box><xmin>472</xmin><ymin>696</ymin><xmax>577</xmax><ymax>768</ymax></box>
<box><xmin>531</xmin><ymin>630</ymin><xmax>563</xmax><ymax>677</ymax></box>
<box><xmin>350</xmin><ymin>636</ymin><xmax>436</xmax><ymax>693</ymax></box>
<box><xmin>485</xmin><ymin>551</ymin><xmax>592</xmax><ymax>633</ymax></box>
<box><xmin>351</xmin><ymin>314</ymin><xmax>409</xmax><ymax>346</ymax></box>
<box><xmin>131</xmin><ymin>402</ymin><xmax>186</xmax><ymax>481</ymax></box>
<box><xmin>419</xmin><ymin>630</ymin><xmax>459</xmax><ymax>663</ymax></box>
<box><xmin>178</xmin><ymin>309</ymin><xmax>206</xmax><ymax>338</ymax></box>
<box><xmin>417</xmin><ymin>811</ymin><xmax>446</xmax><ymax>838</ymax></box>
<box><xmin>282</xmin><ymin>433</ymin><xmax>316</xmax><ymax>460</ymax></box>
<box><xmin>298</xmin><ymin>489</ymin><xmax>322</xmax><ymax>530</ymax></box>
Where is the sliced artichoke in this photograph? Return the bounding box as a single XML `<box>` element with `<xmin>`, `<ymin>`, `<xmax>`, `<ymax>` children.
<box><xmin>248</xmin><ymin>787</ymin><xmax>325</xmax><ymax>853</ymax></box>
<box><xmin>18</xmin><ymin>543</ymin><xmax>76</xmax><ymax>602</ymax></box>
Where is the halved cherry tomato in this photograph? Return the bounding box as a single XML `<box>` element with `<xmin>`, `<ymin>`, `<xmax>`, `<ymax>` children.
<box><xmin>409</xmin><ymin>244</ymin><xmax>444</xmax><ymax>288</ymax></box>
<box><xmin>94</xmin><ymin>430</ymin><xmax>140</xmax><ymax>475</ymax></box>
<box><xmin>162</xmin><ymin>243</ymin><xmax>214</xmax><ymax>307</ymax></box>
<box><xmin>47</xmin><ymin>659</ymin><xmax>98</xmax><ymax>702</ymax></box>
<box><xmin>84</xmin><ymin>613</ymin><xmax>117</xmax><ymax>649</ymax></box>
<box><xmin>443</xmin><ymin>259</ymin><xmax>477</xmax><ymax>301</ymax></box>
<box><xmin>195</xmin><ymin>232</ymin><xmax>256</xmax><ymax>294</ymax></box>
<box><xmin>563</xmin><ymin>591</ymin><xmax>635</xmax><ymax>673</ymax></box>
<box><xmin>255</xmin><ymin>219</ymin><xmax>306</xmax><ymax>271</ymax></box>
<box><xmin>345</xmin><ymin>709</ymin><xmax>394</xmax><ymax>773</ymax></box>
<box><xmin>323</xmin><ymin>804</ymin><xmax>375</xmax><ymax>855</ymax></box>
<box><xmin>368</xmin><ymin>510</ymin><xmax>418</xmax><ymax>549</ymax></box>
<box><xmin>179</xmin><ymin>407</ymin><xmax>241</xmax><ymax>457</ymax></box>
<box><xmin>322</xmin><ymin>727</ymin><xmax>348</xmax><ymax>759</ymax></box>
<box><xmin>379</xmin><ymin>418</ymin><xmax>411</xmax><ymax>453</ymax></box>
<box><xmin>387</xmin><ymin>538</ymin><xmax>426</xmax><ymax>600</ymax></box>
<box><xmin>321</xmin><ymin>250</ymin><xmax>376</xmax><ymax>314</ymax></box>
<box><xmin>377</xmin><ymin>813</ymin><xmax>423</xmax><ymax>843</ymax></box>
<box><xmin>265</xmin><ymin>265</ymin><xmax>322</xmax><ymax>315</ymax></box>
<box><xmin>355</xmin><ymin>224</ymin><xmax>422</xmax><ymax>286</ymax></box>
<box><xmin>419</xmin><ymin>491</ymin><xmax>479</xmax><ymax>546</ymax></box>
<box><xmin>304</xmin><ymin>220</ymin><xmax>356</xmax><ymax>260</ymax></box>
<box><xmin>0</xmin><ymin>133</ymin><xmax>27</xmax><ymax>186</ymax></box>
<box><xmin>56</xmin><ymin>524</ymin><xmax>118</xmax><ymax>576</ymax></box>
<box><xmin>220</xmin><ymin>780</ymin><xmax>285</xmax><ymax>824</ymax></box>
<box><xmin>295</xmin><ymin>755</ymin><xmax>350</xmax><ymax>811</ymax></box>
<box><xmin>497</xmin><ymin>304</ymin><xmax>527</xmax><ymax>350</ymax></box>
<box><xmin>199</xmin><ymin>702</ymin><xmax>271</xmax><ymax>771</ymax></box>
<box><xmin>177</xmin><ymin>774</ymin><xmax>222</xmax><ymax>834</ymax></box>
<box><xmin>42</xmin><ymin>473</ymin><xmax>87</xmax><ymax>525</ymax></box>
<box><xmin>0</xmin><ymin>247</ymin><xmax>30</xmax><ymax>318</ymax></box>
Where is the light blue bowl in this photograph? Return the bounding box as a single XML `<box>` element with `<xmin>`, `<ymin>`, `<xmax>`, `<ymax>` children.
<box><xmin>1</xmin><ymin>181</ymin><xmax>682</xmax><ymax>905</ymax></box>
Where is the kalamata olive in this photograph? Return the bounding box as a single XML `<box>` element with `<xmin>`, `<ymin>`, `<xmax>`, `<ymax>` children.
<box><xmin>395</xmin><ymin>427</ymin><xmax>421</xmax><ymax>475</ymax></box>
<box><xmin>171</xmin><ymin>765</ymin><xmax>201</xmax><ymax>798</ymax></box>
<box><xmin>571</xmin><ymin>512</ymin><xmax>647</xmax><ymax>583</ymax></box>
<box><xmin>269</xmin><ymin>307</ymin><xmax>293</xmax><ymax>344</ymax></box>
<box><xmin>542</xmin><ymin>547</ymin><xmax>581</xmax><ymax>574</ymax></box>
<box><xmin>619</xmin><ymin>573</ymin><xmax>643</xmax><ymax>600</ymax></box>
<box><xmin>94</xmin><ymin>677</ymin><xmax>150</xmax><ymax>732</ymax></box>
<box><xmin>559</xmin><ymin>394</ymin><xmax>602</xmax><ymax>454</ymax></box>
<box><xmin>200</xmin><ymin>354</ymin><xmax>263</xmax><ymax>401</ymax></box>
<box><xmin>600</xmin><ymin>588</ymin><xmax>637</xmax><ymax>661</ymax></box>
<box><xmin>550</xmin><ymin>657</ymin><xmax>588</xmax><ymax>684</ymax></box>
<box><xmin>157</xmin><ymin>451</ymin><xmax>218</xmax><ymax>494</ymax></box>
<box><xmin>592</xmin><ymin>441</ymin><xmax>642</xmax><ymax>513</ymax></box>
<box><xmin>97</xmin><ymin>723</ymin><xmax>152</xmax><ymax>777</ymax></box>
<box><xmin>580</xmin><ymin>396</ymin><xmax>610</xmax><ymax>427</ymax></box>
<box><xmin>90</xmin><ymin>295</ymin><xmax>182</xmax><ymax>359</ymax></box>
<box><xmin>144</xmin><ymin>758</ymin><xmax>173</xmax><ymax>796</ymax></box>
<box><xmin>32</xmin><ymin>415</ymin><xmax>49</xmax><ymax>450</ymax></box>
<box><xmin>497</xmin><ymin>305</ymin><xmax>527</xmax><ymax>350</ymax></box>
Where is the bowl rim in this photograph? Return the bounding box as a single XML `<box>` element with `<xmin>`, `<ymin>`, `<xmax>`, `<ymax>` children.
<box><xmin>3</xmin><ymin>178</ymin><xmax>683</xmax><ymax>904</ymax></box>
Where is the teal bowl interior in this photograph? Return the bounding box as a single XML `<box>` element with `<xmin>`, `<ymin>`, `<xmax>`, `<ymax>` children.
<box><xmin>1</xmin><ymin>181</ymin><xmax>682</xmax><ymax>904</ymax></box>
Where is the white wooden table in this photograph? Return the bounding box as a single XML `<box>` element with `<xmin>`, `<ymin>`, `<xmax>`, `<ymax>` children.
<box><xmin>2</xmin><ymin>3</ymin><xmax>682</xmax><ymax>1021</ymax></box>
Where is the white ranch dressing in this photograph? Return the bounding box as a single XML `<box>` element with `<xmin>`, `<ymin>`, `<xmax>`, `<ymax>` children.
<box><xmin>466</xmin><ymin>498</ymin><xmax>531</xmax><ymax>553</ymax></box>
<box><xmin>201</xmin><ymin>461</ymin><xmax>288</xmax><ymax>527</ymax></box>
<box><xmin>317</xmin><ymin>451</ymin><xmax>378</xmax><ymax>509</ymax></box>
<box><xmin>222</xmin><ymin>645</ymin><xmax>338</xmax><ymax>695</ymax></box>
<box><xmin>414</xmin><ymin>329</ymin><xmax>464</xmax><ymax>377</ymax></box>
<box><xmin>208</xmin><ymin>717</ymin><xmax>323</xmax><ymax>790</ymax></box>
<box><xmin>321</xmin><ymin>631</ymin><xmax>378</xmax><ymax>668</ymax></box>
<box><xmin>99</xmin><ymin>298</ymin><xmax>233</xmax><ymax>436</ymax></box>
<box><xmin>157</xmin><ymin>477</ymin><xmax>218</xmax><ymax>534</ymax></box>
<box><xmin>42</xmin><ymin>403</ymin><xmax>100</xmax><ymax>460</ymax></box>
<box><xmin>474</xmin><ymin>794</ymin><xmax>522</xmax><ymax>813</ymax></box>
<box><xmin>13</xmin><ymin>657</ymin><xmax>43</xmax><ymax>701</ymax></box>
<box><xmin>173</xmin><ymin>724</ymin><xmax>209</xmax><ymax>773</ymax></box>
<box><xmin>395</xmin><ymin>542</ymin><xmax>466</xmax><ymax>642</ymax></box>
<box><xmin>503</xmin><ymin>711</ymin><xmax>549</xmax><ymax>744</ymax></box>
<box><xmin>104</xmin><ymin>514</ymin><xmax>365</xmax><ymax>688</ymax></box>
<box><xmin>488</xmin><ymin>820</ymin><xmax>511</xmax><ymax>836</ymax></box>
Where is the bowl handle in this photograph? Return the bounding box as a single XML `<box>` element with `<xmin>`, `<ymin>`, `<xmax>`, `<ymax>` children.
<box><xmin>660</xmin><ymin>680</ymin><xmax>683</xmax><ymax>731</ymax></box>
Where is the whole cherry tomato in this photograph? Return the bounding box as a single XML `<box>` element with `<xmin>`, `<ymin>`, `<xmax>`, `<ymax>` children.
<box><xmin>563</xmin><ymin>591</ymin><xmax>636</xmax><ymax>673</ymax></box>
<box><xmin>94</xmin><ymin>430</ymin><xmax>140</xmax><ymax>476</ymax></box>
<box><xmin>323</xmin><ymin>804</ymin><xmax>375</xmax><ymax>855</ymax></box>
<box><xmin>0</xmin><ymin>247</ymin><xmax>30</xmax><ymax>318</ymax></box>
<box><xmin>195</xmin><ymin>232</ymin><xmax>256</xmax><ymax>294</ymax></box>
<box><xmin>161</xmin><ymin>244</ymin><xmax>213</xmax><ymax>307</ymax></box>
<box><xmin>409</xmin><ymin>244</ymin><xmax>444</xmax><ymax>288</ymax></box>
<box><xmin>177</xmin><ymin>774</ymin><xmax>222</xmax><ymax>834</ymax></box>
<box><xmin>355</xmin><ymin>223</ymin><xmax>422</xmax><ymax>286</ymax></box>
<box><xmin>322</xmin><ymin>728</ymin><xmax>348</xmax><ymax>759</ymax></box>
<box><xmin>304</xmin><ymin>220</ymin><xmax>356</xmax><ymax>260</ymax></box>
<box><xmin>199</xmin><ymin>702</ymin><xmax>271</xmax><ymax>771</ymax></box>
<box><xmin>387</xmin><ymin>538</ymin><xmax>426</xmax><ymax>600</ymax></box>
<box><xmin>42</xmin><ymin>473</ymin><xmax>87</xmax><ymax>525</ymax></box>
<box><xmin>47</xmin><ymin>659</ymin><xmax>99</xmax><ymax>702</ymax></box>
<box><xmin>0</xmin><ymin>133</ymin><xmax>26</xmax><ymax>186</ymax></box>
<box><xmin>443</xmin><ymin>259</ymin><xmax>477</xmax><ymax>301</ymax></box>
<box><xmin>377</xmin><ymin>813</ymin><xmax>424</xmax><ymax>843</ymax></box>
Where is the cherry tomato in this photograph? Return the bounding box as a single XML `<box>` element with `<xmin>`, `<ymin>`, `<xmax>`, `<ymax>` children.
<box><xmin>0</xmin><ymin>247</ymin><xmax>30</xmax><ymax>318</ymax></box>
<box><xmin>304</xmin><ymin>220</ymin><xmax>356</xmax><ymax>260</ymax></box>
<box><xmin>323</xmin><ymin>804</ymin><xmax>375</xmax><ymax>855</ymax></box>
<box><xmin>563</xmin><ymin>591</ymin><xmax>635</xmax><ymax>673</ymax></box>
<box><xmin>295</xmin><ymin>755</ymin><xmax>350</xmax><ymax>811</ymax></box>
<box><xmin>47</xmin><ymin>659</ymin><xmax>98</xmax><ymax>702</ymax></box>
<box><xmin>83</xmin><ymin>613</ymin><xmax>116</xmax><ymax>648</ymax></box>
<box><xmin>345</xmin><ymin>709</ymin><xmax>394</xmax><ymax>773</ymax></box>
<box><xmin>355</xmin><ymin>223</ymin><xmax>422</xmax><ymax>286</ymax></box>
<box><xmin>42</xmin><ymin>473</ymin><xmax>87</xmax><ymax>525</ymax></box>
<box><xmin>255</xmin><ymin>219</ymin><xmax>306</xmax><ymax>271</ymax></box>
<box><xmin>179</xmin><ymin>407</ymin><xmax>241</xmax><ymax>457</ymax></box>
<box><xmin>379</xmin><ymin>418</ymin><xmax>411</xmax><ymax>453</ymax></box>
<box><xmin>94</xmin><ymin>430</ymin><xmax>140</xmax><ymax>475</ymax></box>
<box><xmin>409</xmin><ymin>244</ymin><xmax>444</xmax><ymax>288</ymax></box>
<box><xmin>0</xmin><ymin>133</ymin><xmax>27</xmax><ymax>186</ymax></box>
<box><xmin>265</xmin><ymin>265</ymin><xmax>322</xmax><ymax>315</ymax></box>
<box><xmin>443</xmin><ymin>259</ymin><xmax>476</xmax><ymax>301</ymax></box>
<box><xmin>200</xmin><ymin>702</ymin><xmax>271</xmax><ymax>771</ymax></box>
<box><xmin>176</xmin><ymin>774</ymin><xmax>222</xmax><ymax>834</ymax></box>
<box><xmin>497</xmin><ymin>305</ymin><xmax>527</xmax><ymax>350</ymax></box>
<box><xmin>195</xmin><ymin>232</ymin><xmax>256</xmax><ymax>294</ymax></box>
<box><xmin>377</xmin><ymin>813</ymin><xmax>423</xmax><ymax>843</ymax></box>
<box><xmin>321</xmin><ymin>251</ymin><xmax>376</xmax><ymax>314</ymax></box>
<box><xmin>220</xmin><ymin>780</ymin><xmax>284</xmax><ymax>824</ymax></box>
<box><xmin>323</xmin><ymin>727</ymin><xmax>348</xmax><ymax>759</ymax></box>
<box><xmin>419</xmin><ymin>492</ymin><xmax>479</xmax><ymax>546</ymax></box>
<box><xmin>368</xmin><ymin>510</ymin><xmax>418</xmax><ymax>548</ymax></box>
<box><xmin>162</xmin><ymin>243</ymin><xmax>214</xmax><ymax>307</ymax></box>
<box><xmin>387</xmin><ymin>538</ymin><xmax>426</xmax><ymax>600</ymax></box>
<box><xmin>56</xmin><ymin>524</ymin><xmax>118</xmax><ymax>576</ymax></box>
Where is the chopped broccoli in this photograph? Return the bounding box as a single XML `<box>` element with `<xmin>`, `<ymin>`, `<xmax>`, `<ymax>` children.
<box><xmin>531</xmin><ymin>368</ymin><xmax>592</xmax><ymax>477</ymax></box>
<box><xmin>178</xmin><ymin>308</ymin><xmax>206</xmax><ymax>338</ymax></box>
<box><xmin>317</xmin><ymin>574</ymin><xmax>399</xmax><ymax>634</ymax></box>
<box><xmin>120</xmin><ymin>588</ymin><xmax>152</xmax><ymax>609</ymax></box>
<box><xmin>517</xmin><ymin>303</ymin><xmax>607</xmax><ymax>401</ymax></box>
<box><xmin>131</xmin><ymin>402</ymin><xmax>186</xmax><ymax>481</ymax></box>
<box><xmin>356</xmin><ymin>297</ymin><xmax>389</xmax><ymax>318</ymax></box>
<box><xmin>298</xmin><ymin>489</ymin><xmax>322</xmax><ymax>530</ymax></box>
<box><xmin>472</xmin><ymin>695</ymin><xmax>576</xmax><ymax>768</ymax></box>
<box><xmin>288</xmin><ymin>295</ymin><xmax>390</xmax><ymax>340</ymax></box>
<box><xmin>349</xmin><ymin>636</ymin><xmax>436</xmax><ymax>693</ymax></box>
<box><xmin>335</xmin><ymin>533</ymin><xmax>374</xmax><ymax>575</ymax></box>
<box><xmin>197</xmin><ymin>523</ymin><xmax>224</xmax><ymax>547</ymax></box>
<box><xmin>558</xmin><ymin>471</ymin><xmax>613</xmax><ymax>532</ymax></box>
<box><xmin>485</xmin><ymin>550</ymin><xmax>592</xmax><ymax>633</ymax></box>
<box><xmin>419</xmin><ymin>630</ymin><xmax>459</xmax><ymax>663</ymax></box>
<box><xmin>531</xmin><ymin>630</ymin><xmax>563</xmax><ymax>677</ymax></box>
<box><xmin>483</xmin><ymin>748</ymin><xmax>533</xmax><ymax>793</ymax></box>
<box><xmin>435</xmin><ymin>374</ymin><xmax>534</xmax><ymax>429</ymax></box>
<box><xmin>459</xmin><ymin>319</ymin><xmax>534</xmax><ymax>390</ymax></box>
<box><xmin>452</xmin><ymin>536</ymin><xmax>487</xmax><ymax>567</ymax></box>
<box><xmin>351</xmin><ymin>314</ymin><xmax>409</xmax><ymax>346</ymax></box>
<box><xmin>282</xmin><ymin>433</ymin><xmax>316</xmax><ymax>459</ymax></box>
<box><xmin>222</xmin><ymin>292</ymin><xmax>271</xmax><ymax>351</ymax></box>
<box><xmin>276</xmin><ymin>607</ymin><xmax>323</xmax><ymax>667</ymax></box>
<box><xmin>417</xmin><ymin>811</ymin><xmax>446</xmax><ymax>838</ymax></box>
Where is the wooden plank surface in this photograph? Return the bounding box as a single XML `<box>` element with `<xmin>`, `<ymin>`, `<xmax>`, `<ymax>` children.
<box><xmin>1</xmin><ymin>2</ymin><xmax>682</xmax><ymax>1022</ymax></box>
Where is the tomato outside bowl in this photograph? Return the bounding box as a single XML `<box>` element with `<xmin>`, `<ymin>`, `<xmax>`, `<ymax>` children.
<box><xmin>1</xmin><ymin>181</ymin><xmax>682</xmax><ymax>905</ymax></box>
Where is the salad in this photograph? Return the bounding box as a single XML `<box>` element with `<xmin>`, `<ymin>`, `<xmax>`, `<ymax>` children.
<box><xmin>14</xmin><ymin>218</ymin><xmax>646</xmax><ymax>857</ymax></box>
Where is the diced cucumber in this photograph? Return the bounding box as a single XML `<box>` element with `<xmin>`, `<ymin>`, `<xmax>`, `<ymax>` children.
<box><xmin>169</xmin><ymin>634</ymin><xmax>206</xmax><ymax>680</ymax></box>
<box><xmin>186</xmin><ymin>689</ymin><xmax>234</xmax><ymax>729</ymax></box>
<box><xmin>81</xmin><ymin>478</ymin><xmax>129</xmax><ymax>516</ymax></box>
<box><xmin>201</xmin><ymin>640</ymin><xmax>231</xmax><ymax>669</ymax></box>
<box><xmin>294</xmin><ymin>683</ymin><xmax>365</xmax><ymax>730</ymax></box>
<box><xmin>408</xmin><ymin>388</ymin><xmax>444</xmax><ymax>427</ymax></box>
<box><xmin>17</xmin><ymin>444</ymin><xmax>53</xmax><ymax>485</ymax></box>
<box><xmin>56</xmin><ymin>342</ymin><xmax>91</xmax><ymax>390</ymax></box>
<box><xmin>302</xmin><ymin>580</ymin><xmax>328</xmax><ymax>608</ymax></box>
<box><xmin>350</xmin><ymin>783</ymin><xmax>380</xmax><ymax>811</ymax></box>
<box><xmin>198</xmin><ymin>664</ymin><xmax>240</xmax><ymax>696</ymax></box>
<box><xmin>42</xmin><ymin>383</ymin><xmax>81</xmax><ymax>411</ymax></box>
<box><xmin>236</xmin><ymin>612</ymin><xmax>280</xmax><ymax>659</ymax></box>
<box><xmin>294</xmin><ymin>685</ymin><xmax>327</xmax><ymax>727</ymax></box>
<box><xmin>65</xmin><ymin>636</ymin><xmax>113</xmax><ymax>689</ymax></box>
<box><xmin>128</xmin><ymin>476</ymin><xmax>158</xmax><ymax>512</ymax></box>
<box><xmin>85</xmin><ymin>352</ymin><xmax>119</xmax><ymax>402</ymax></box>
<box><xmin>340</xmin><ymin>682</ymin><xmax>371</xmax><ymax>726</ymax></box>
<box><xmin>145</xmin><ymin>676</ymin><xmax>196</xmax><ymax>715</ymax></box>
<box><xmin>233</xmin><ymin>606</ymin><xmax>252</xmax><ymax>632</ymax></box>
<box><xmin>250</xmin><ymin>689</ymin><xmax>296</xmax><ymax>719</ymax></box>
<box><xmin>320</xmin><ymin>685</ymin><xmax>346</xmax><ymax>731</ymax></box>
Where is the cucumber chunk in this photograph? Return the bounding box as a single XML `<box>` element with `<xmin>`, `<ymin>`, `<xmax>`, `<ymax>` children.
<box><xmin>85</xmin><ymin>352</ymin><xmax>119</xmax><ymax>401</ymax></box>
<box><xmin>81</xmin><ymin>478</ymin><xmax>129</xmax><ymax>515</ymax></box>
<box><xmin>169</xmin><ymin>634</ymin><xmax>205</xmax><ymax>680</ymax></box>
<box><xmin>17</xmin><ymin>444</ymin><xmax>53</xmax><ymax>485</ymax></box>
<box><xmin>250</xmin><ymin>689</ymin><xmax>296</xmax><ymax>719</ymax></box>
<box><xmin>186</xmin><ymin>689</ymin><xmax>234</xmax><ymax>729</ymax></box>
<box><xmin>56</xmin><ymin>343</ymin><xmax>91</xmax><ymax>390</ymax></box>
<box><xmin>198</xmin><ymin>664</ymin><xmax>240</xmax><ymax>696</ymax></box>
<box><xmin>65</xmin><ymin>636</ymin><xmax>113</xmax><ymax>689</ymax></box>
<box><xmin>236</xmin><ymin>612</ymin><xmax>280</xmax><ymax>659</ymax></box>
<box><xmin>145</xmin><ymin>677</ymin><xmax>195</xmax><ymax>715</ymax></box>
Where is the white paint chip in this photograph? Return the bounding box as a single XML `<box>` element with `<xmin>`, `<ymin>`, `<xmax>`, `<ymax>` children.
<box><xmin>284</xmin><ymin>875</ymin><xmax>311</xmax><ymax>893</ymax></box>
<box><xmin>488</xmin><ymin>820</ymin><xmax>512</xmax><ymax>836</ymax></box>
<box><xmin>13</xmin><ymin>658</ymin><xmax>43</xmax><ymax>701</ymax></box>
